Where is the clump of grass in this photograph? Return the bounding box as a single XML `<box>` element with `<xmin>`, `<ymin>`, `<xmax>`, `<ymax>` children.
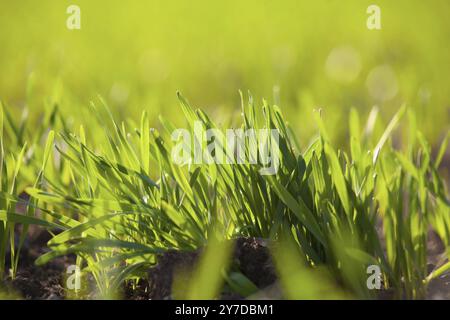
<box><xmin>1</xmin><ymin>94</ymin><xmax>449</xmax><ymax>299</ymax></box>
<box><xmin>0</xmin><ymin>102</ymin><xmax>57</xmax><ymax>281</ymax></box>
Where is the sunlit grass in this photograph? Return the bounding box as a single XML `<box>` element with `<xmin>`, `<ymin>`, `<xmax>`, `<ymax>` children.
<box><xmin>1</xmin><ymin>93</ymin><xmax>447</xmax><ymax>299</ymax></box>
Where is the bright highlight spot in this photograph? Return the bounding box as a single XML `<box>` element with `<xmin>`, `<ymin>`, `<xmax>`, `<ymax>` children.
<box><xmin>325</xmin><ymin>46</ymin><xmax>361</xmax><ymax>84</ymax></box>
<box><xmin>366</xmin><ymin>65</ymin><xmax>398</xmax><ymax>101</ymax></box>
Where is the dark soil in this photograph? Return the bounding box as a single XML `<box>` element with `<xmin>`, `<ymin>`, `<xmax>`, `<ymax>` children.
<box><xmin>234</xmin><ymin>238</ymin><xmax>276</xmax><ymax>288</ymax></box>
<box><xmin>1</xmin><ymin>227</ymin><xmax>74</xmax><ymax>299</ymax></box>
<box><xmin>126</xmin><ymin>237</ymin><xmax>276</xmax><ymax>300</ymax></box>
<box><xmin>1</xmin><ymin>231</ymin><xmax>448</xmax><ymax>300</ymax></box>
<box><xmin>426</xmin><ymin>231</ymin><xmax>450</xmax><ymax>300</ymax></box>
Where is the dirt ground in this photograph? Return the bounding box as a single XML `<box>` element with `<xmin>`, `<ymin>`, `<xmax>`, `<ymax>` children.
<box><xmin>1</xmin><ymin>228</ymin><xmax>73</xmax><ymax>299</ymax></box>
<box><xmin>0</xmin><ymin>230</ymin><xmax>448</xmax><ymax>300</ymax></box>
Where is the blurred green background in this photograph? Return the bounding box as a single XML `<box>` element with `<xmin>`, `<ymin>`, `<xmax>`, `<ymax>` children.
<box><xmin>0</xmin><ymin>0</ymin><xmax>449</xmax><ymax>145</ymax></box>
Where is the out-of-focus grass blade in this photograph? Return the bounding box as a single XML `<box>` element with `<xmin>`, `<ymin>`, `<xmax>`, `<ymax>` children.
<box><xmin>436</xmin><ymin>131</ymin><xmax>449</xmax><ymax>168</ymax></box>
<box><xmin>272</xmin><ymin>234</ymin><xmax>347</xmax><ymax>299</ymax></box>
<box><xmin>373</xmin><ymin>105</ymin><xmax>406</xmax><ymax>165</ymax></box>
<box><xmin>174</xmin><ymin>236</ymin><xmax>233</xmax><ymax>300</ymax></box>
<box><xmin>224</xmin><ymin>272</ymin><xmax>259</xmax><ymax>297</ymax></box>
<box><xmin>426</xmin><ymin>261</ymin><xmax>450</xmax><ymax>283</ymax></box>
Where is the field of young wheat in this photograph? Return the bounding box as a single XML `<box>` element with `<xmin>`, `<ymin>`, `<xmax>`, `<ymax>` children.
<box><xmin>0</xmin><ymin>1</ymin><xmax>449</xmax><ymax>301</ymax></box>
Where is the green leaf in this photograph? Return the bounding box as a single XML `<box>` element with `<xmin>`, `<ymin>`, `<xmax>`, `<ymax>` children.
<box><xmin>324</xmin><ymin>144</ymin><xmax>350</xmax><ymax>215</ymax></box>
<box><xmin>373</xmin><ymin>105</ymin><xmax>406</xmax><ymax>165</ymax></box>
<box><xmin>140</xmin><ymin>111</ymin><xmax>150</xmax><ymax>174</ymax></box>
<box><xmin>0</xmin><ymin>210</ymin><xmax>64</xmax><ymax>230</ymax></box>
<box><xmin>436</xmin><ymin>131</ymin><xmax>450</xmax><ymax>168</ymax></box>
<box><xmin>224</xmin><ymin>272</ymin><xmax>259</xmax><ymax>297</ymax></box>
<box><xmin>265</xmin><ymin>175</ymin><xmax>325</xmax><ymax>245</ymax></box>
<box><xmin>42</xmin><ymin>130</ymin><xmax>55</xmax><ymax>172</ymax></box>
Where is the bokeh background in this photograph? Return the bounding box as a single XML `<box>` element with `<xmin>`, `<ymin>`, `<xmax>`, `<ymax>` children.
<box><xmin>0</xmin><ymin>0</ymin><xmax>449</xmax><ymax>145</ymax></box>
